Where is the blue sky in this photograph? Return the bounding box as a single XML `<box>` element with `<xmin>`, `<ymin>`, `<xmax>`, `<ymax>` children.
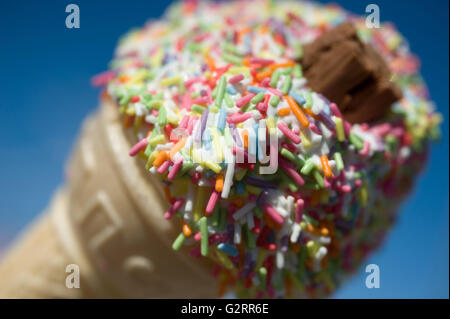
<box><xmin>0</xmin><ymin>0</ymin><xmax>448</xmax><ymax>298</ymax></box>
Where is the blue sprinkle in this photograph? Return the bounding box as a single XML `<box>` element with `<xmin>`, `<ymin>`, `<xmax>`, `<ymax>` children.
<box><xmin>247</xmin><ymin>86</ymin><xmax>266</xmax><ymax>94</ymax></box>
<box><xmin>217</xmin><ymin>107</ymin><xmax>227</xmax><ymax>132</ymax></box>
<box><xmin>236</xmin><ymin>181</ymin><xmax>245</xmax><ymax>194</ymax></box>
<box><xmin>217</xmin><ymin>243</ymin><xmax>239</xmax><ymax>257</ymax></box>
<box><xmin>289</xmin><ymin>91</ymin><xmax>306</xmax><ymax>105</ymax></box>
<box><xmin>202</xmin><ymin>128</ymin><xmax>212</xmax><ymax>150</ymax></box>
<box><xmin>227</xmin><ymin>86</ymin><xmax>238</xmax><ymax>95</ymax></box>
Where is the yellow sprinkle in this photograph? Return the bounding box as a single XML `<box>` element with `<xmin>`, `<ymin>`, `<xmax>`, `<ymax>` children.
<box><xmin>205</xmin><ymin>160</ymin><xmax>222</xmax><ymax>173</ymax></box>
<box><xmin>266</xmin><ymin>117</ymin><xmax>276</xmax><ymax>130</ymax></box>
<box><xmin>300</xmin><ymin>129</ymin><xmax>311</xmax><ymax>148</ymax></box>
<box><xmin>161</xmin><ymin>76</ymin><xmax>181</xmax><ymax>87</ymax></box>
<box><xmin>334</xmin><ymin>117</ymin><xmax>346</xmax><ymax>142</ymax></box>
<box><xmin>210</xmin><ymin>128</ymin><xmax>224</xmax><ymax>163</ymax></box>
<box><xmin>149</xmin><ymin>134</ymin><xmax>165</xmax><ymax>146</ymax></box>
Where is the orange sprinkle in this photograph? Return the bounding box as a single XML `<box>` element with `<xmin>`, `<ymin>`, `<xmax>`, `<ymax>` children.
<box><xmin>256</xmin><ymin>69</ymin><xmax>273</xmax><ymax>82</ymax></box>
<box><xmin>269</xmin><ymin>61</ymin><xmax>295</xmax><ymax>70</ymax></box>
<box><xmin>320</xmin><ymin>155</ymin><xmax>333</xmax><ymax>178</ymax></box>
<box><xmin>215</xmin><ymin>174</ymin><xmax>224</xmax><ymax>192</ymax></box>
<box><xmin>217</xmin><ymin>279</ymin><xmax>227</xmax><ymax>298</ymax></box>
<box><xmin>285</xmin><ymin>96</ymin><xmax>309</xmax><ymax>128</ymax></box>
<box><xmin>303</xmin><ymin>107</ymin><xmax>320</xmax><ymax>120</ymax></box>
<box><xmin>163</xmin><ymin>185</ymin><xmax>171</xmax><ymax>202</ymax></box>
<box><xmin>119</xmin><ymin>75</ymin><xmax>131</xmax><ymax>83</ymax></box>
<box><xmin>169</xmin><ymin>137</ymin><xmax>187</xmax><ymax>159</ymax></box>
<box><xmin>153</xmin><ymin>150</ymin><xmax>168</xmax><ymax>167</ymax></box>
<box><xmin>277</xmin><ymin>107</ymin><xmax>291</xmax><ymax>117</ymax></box>
<box><xmin>242</xmin><ymin>56</ymin><xmax>251</xmax><ymax>67</ymax></box>
<box><xmin>306</xmin><ymin>223</ymin><xmax>315</xmax><ymax>233</ymax></box>
<box><xmin>205</xmin><ymin>55</ymin><xmax>216</xmax><ymax>72</ymax></box>
<box><xmin>182</xmin><ymin>222</ymin><xmax>192</xmax><ymax>237</ymax></box>
<box><xmin>146</xmin><ymin>130</ymin><xmax>153</xmax><ymax>138</ymax></box>
<box><xmin>242</xmin><ymin>129</ymin><xmax>249</xmax><ymax>149</ymax></box>
<box><xmin>320</xmin><ymin>227</ymin><xmax>329</xmax><ymax>236</ymax></box>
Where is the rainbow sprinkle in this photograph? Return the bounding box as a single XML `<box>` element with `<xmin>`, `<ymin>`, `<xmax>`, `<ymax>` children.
<box><xmin>93</xmin><ymin>0</ymin><xmax>442</xmax><ymax>298</ymax></box>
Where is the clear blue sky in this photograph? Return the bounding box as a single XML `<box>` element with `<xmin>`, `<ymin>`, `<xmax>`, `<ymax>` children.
<box><xmin>0</xmin><ymin>0</ymin><xmax>448</xmax><ymax>298</ymax></box>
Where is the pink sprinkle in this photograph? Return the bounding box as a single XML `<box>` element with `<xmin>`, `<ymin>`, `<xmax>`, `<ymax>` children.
<box><xmin>355</xmin><ymin>179</ymin><xmax>362</xmax><ymax>187</ymax></box>
<box><xmin>194</xmin><ymin>232</ymin><xmax>202</xmax><ymax>241</ymax></box>
<box><xmin>249</xmin><ymin>58</ymin><xmax>274</xmax><ymax>66</ymax></box>
<box><xmin>281</xmin><ymin>142</ymin><xmax>297</xmax><ymax>153</ymax></box>
<box><xmin>164</xmin><ymin>198</ymin><xmax>185</xmax><ymax>219</ymax></box>
<box><xmin>309</xmin><ymin>123</ymin><xmax>322</xmax><ymax>135</ymax></box>
<box><xmin>256</xmin><ymin>102</ymin><xmax>267</xmax><ymax>114</ymax></box>
<box><xmin>343</xmin><ymin>120</ymin><xmax>352</xmax><ymax>137</ymax></box>
<box><xmin>295</xmin><ymin>199</ymin><xmax>304</xmax><ymax>223</ymax></box>
<box><xmin>359</xmin><ymin>141</ymin><xmax>371</xmax><ymax>156</ymax></box>
<box><xmin>371</xmin><ymin>123</ymin><xmax>391</xmax><ymax>136</ymax></box>
<box><xmin>329</xmin><ymin>102</ymin><xmax>343</xmax><ymax>118</ymax></box>
<box><xmin>266</xmin><ymin>87</ymin><xmax>283</xmax><ymax>97</ymax></box>
<box><xmin>227</xmin><ymin>112</ymin><xmax>252</xmax><ymax>124</ymax></box>
<box><xmin>187</xmin><ymin>117</ymin><xmax>197</xmax><ymax>134</ymax></box>
<box><xmin>168</xmin><ymin>158</ymin><xmax>183</xmax><ymax>181</ymax></box>
<box><xmin>279</xmin><ymin>158</ymin><xmax>305</xmax><ymax>186</ymax></box>
<box><xmin>179</xmin><ymin>115</ymin><xmax>190</xmax><ymax>129</ymax></box>
<box><xmin>340</xmin><ymin>184</ymin><xmax>352</xmax><ymax>193</ymax></box>
<box><xmin>277</xmin><ymin>122</ymin><xmax>301</xmax><ymax>144</ymax></box>
<box><xmin>262</xmin><ymin>204</ymin><xmax>284</xmax><ymax>226</ymax></box>
<box><xmin>228</xmin><ymin>74</ymin><xmax>244</xmax><ymax>84</ymax></box>
<box><xmin>205</xmin><ymin>190</ymin><xmax>220</xmax><ymax>216</ymax></box>
<box><xmin>236</xmin><ymin>93</ymin><xmax>256</xmax><ymax>108</ymax></box>
<box><xmin>192</xmin><ymin>96</ymin><xmax>209</xmax><ymax>105</ymax></box>
<box><xmin>157</xmin><ymin>160</ymin><xmax>170</xmax><ymax>174</ymax></box>
<box><xmin>185</xmin><ymin>77</ymin><xmax>202</xmax><ymax>88</ymax></box>
<box><xmin>129</xmin><ymin>138</ymin><xmax>148</xmax><ymax>156</ymax></box>
<box><xmin>260</xmin><ymin>78</ymin><xmax>271</xmax><ymax>87</ymax></box>
<box><xmin>91</xmin><ymin>70</ymin><xmax>115</xmax><ymax>87</ymax></box>
<box><xmin>323</xmin><ymin>177</ymin><xmax>331</xmax><ymax>189</ymax></box>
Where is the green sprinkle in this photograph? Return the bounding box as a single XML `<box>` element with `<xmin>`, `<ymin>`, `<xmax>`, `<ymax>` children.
<box><xmin>180</xmin><ymin>161</ymin><xmax>194</xmax><ymax>176</ymax></box>
<box><xmin>304</xmin><ymin>91</ymin><xmax>313</xmax><ymax>109</ymax></box>
<box><xmin>244</xmin><ymin>225</ymin><xmax>256</xmax><ymax>250</ymax></box>
<box><xmin>223</xmin><ymin>42</ymin><xmax>241</xmax><ymax>56</ymax></box>
<box><xmin>191</xmin><ymin>104</ymin><xmax>206</xmax><ymax>114</ymax></box>
<box><xmin>222</xmin><ymin>52</ymin><xmax>243</xmax><ymax>65</ymax></box>
<box><xmin>215</xmin><ymin>249</ymin><xmax>234</xmax><ymax>270</ymax></box>
<box><xmin>218</xmin><ymin>206</ymin><xmax>227</xmax><ymax>231</ymax></box>
<box><xmin>258</xmin><ymin>267</ymin><xmax>267</xmax><ymax>290</ymax></box>
<box><xmin>215</xmin><ymin>75</ymin><xmax>227</xmax><ymax>107</ymax></box>
<box><xmin>349</xmin><ymin>131</ymin><xmax>364</xmax><ymax>150</ymax></box>
<box><xmin>300</xmin><ymin>160</ymin><xmax>315</xmax><ymax>175</ymax></box>
<box><xmin>199</xmin><ymin>217</ymin><xmax>208</xmax><ymax>256</ymax></box>
<box><xmin>270</xmin><ymin>69</ymin><xmax>281</xmax><ymax>87</ymax></box>
<box><xmin>246</xmin><ymin>184</ymin><xmax>262</xmax><ymax>195</ymax></box>
<box><xmin>147</xmin><ymin>100</ymin><xmax>163</xmax><ymax>109</ymax></box>
<box><xmin>270</xmin><ymin>95</ymin><xmax>280</xmax><ymax>107</ymax></box>
<box><xmin>306</xmin><ymin>240</ymin><xmax>316</xmax><ymax>257</ymax></box>
<box><xmin>253</xmin><ymin>206</ymin><xmax>263</xmax><ymax>218</ymax></box>
<box><xmin>334</xmin><ymin>152</ymin><xmax>344</xmax><ymax>171</ymax></box>
<box><xmin>211</xmin><ymin>205</ymin><xmax>220</xmax><ymax>227</ymax></box>
<box><xmin>280</xmin><ymin>76</ymin><xmax>292</xmax><ymax>95</ymax></box>
<box><xmin>280</xmin><ymin>148</ymin><xmax>304</xmax><ymax>167</ymax></box>
<box><xmin>251</xmin><ymin>92</ymin><xmax>265</xmax><ymax>104</ymax></box>
<box><xmin>293</xmin><ymin>64</ymin><xmax>303</xmax><ymax>78</ymax></box>
<box><xmin>157</xmin><ymin>106</ymin><xmax>167</xmax><ymax>126</ymax></box>
<box><xmin>224</xmin><ymin>93</ymin><xmax>234</xmax><ymax>108</ymax></box>
<box><xmin>312</xmin><ymin>169</ymin><xmax>324</xmax><ymax>188</ymax></box>
<box><xmin>172</xmin><ymin>233</ymin><xmax>186</xmax><ymax>251</ymax></box>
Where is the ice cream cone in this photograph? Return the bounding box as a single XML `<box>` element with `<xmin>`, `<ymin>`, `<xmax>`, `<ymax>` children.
<box><xmin>0</xmin><ymin>99</ymin><xmax>217</xmax><ymax>298</ymax></box>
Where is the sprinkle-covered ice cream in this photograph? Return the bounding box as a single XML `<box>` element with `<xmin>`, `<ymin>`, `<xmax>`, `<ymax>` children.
<box><xmin>92</xmin><ymin>0</ymin><xmax>441</xmax><ymax>298</ymax></box>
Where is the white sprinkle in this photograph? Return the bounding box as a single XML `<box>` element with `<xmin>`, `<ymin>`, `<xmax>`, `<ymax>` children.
<box><xmin>233</xmin><ymin>202</ymin><xmax>256</xmax><ymax>221</ymax></box>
